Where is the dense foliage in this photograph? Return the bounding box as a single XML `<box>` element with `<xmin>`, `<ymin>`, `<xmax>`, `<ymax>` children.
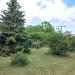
<box><xmin>49</xmin><ymin>31</ymin><xmax>75</xmax><ymax>55</ymax></box>
<box><xmin>25</xmin><ymin>21</ymin><xmax>54</xmax><ymax>48</ymax></box>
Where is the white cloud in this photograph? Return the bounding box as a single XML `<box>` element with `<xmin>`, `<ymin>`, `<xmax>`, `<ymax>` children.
<box><xmin>0</xmin><ymin>0</ymin><xmax>75</xmax><ymax>33</ymax></box>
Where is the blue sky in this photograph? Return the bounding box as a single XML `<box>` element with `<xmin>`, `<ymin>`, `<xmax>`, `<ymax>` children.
<box><xmin>64</xmin><ymin>0</ymin><xmax>75</xmax><ymax>7</ymax></box>
<box><xmin>0</xmin><ymin>0</ymin><xmax>75</xmax><ymax>34</ymax></box>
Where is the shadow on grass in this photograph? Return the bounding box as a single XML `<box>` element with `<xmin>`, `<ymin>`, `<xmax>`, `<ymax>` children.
<box><xmin>44</xmin><ymin>51</ymin><xmax>71</xmax><ymax>58</ymax></box>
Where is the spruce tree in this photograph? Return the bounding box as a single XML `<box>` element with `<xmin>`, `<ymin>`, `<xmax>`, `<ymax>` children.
<box><xmin>0</xmin><ymin>0</ymin><xmax>30</xmax><ymax>56</ymax></box>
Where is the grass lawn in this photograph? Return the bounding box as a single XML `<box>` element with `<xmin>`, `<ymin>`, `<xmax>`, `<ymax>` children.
<box><xmin>0</xmin><ymin>47</ymin><xmax>75</xmax><ymax>75</ymax></box>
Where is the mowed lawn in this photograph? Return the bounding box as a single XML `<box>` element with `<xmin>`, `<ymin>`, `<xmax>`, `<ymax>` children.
<box><xmin>0</xmin><ymin>47</ymin><xmax>75</xmax><ymax>75</ymax></box>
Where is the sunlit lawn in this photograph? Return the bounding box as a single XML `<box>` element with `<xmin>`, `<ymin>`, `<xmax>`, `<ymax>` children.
<box><xmin>0</xmin><ymin>47</ymin><xmax>75</xmax><ymax>75</ymax></box>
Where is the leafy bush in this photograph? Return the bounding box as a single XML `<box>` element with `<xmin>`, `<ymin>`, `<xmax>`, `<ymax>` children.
<box><xmin>11</xmin><ymin>52</ymin><xmax>29</xmax><ymax>66</ymax></box>
<box><xmin>70</xmin><ymin>36</ymin><xmax>75</xmax><ymax>51</ymax></box>
<box><xmin>49</xmin><ymin>32</ymin><xmax>70</xmax><ymax>56</ymax></box>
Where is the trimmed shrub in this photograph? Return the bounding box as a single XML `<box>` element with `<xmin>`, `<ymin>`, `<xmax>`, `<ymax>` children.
<box><xmin>32</xmin><ymin>40</ymin><xmax>41</xmax><ymax>49</ymax></box>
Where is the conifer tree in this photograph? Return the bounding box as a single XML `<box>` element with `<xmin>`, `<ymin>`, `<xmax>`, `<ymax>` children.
<box><xmin>0</xmin><ymin>0</ymin><xmax>30</xmax><ymax>56</ymax></box>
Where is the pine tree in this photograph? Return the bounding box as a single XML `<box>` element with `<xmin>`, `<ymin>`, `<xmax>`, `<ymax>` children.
<box><xmin>0</xmin><ymin>0</ymin><xmax>30</xmax><ymax>56</ymax></box>
<box><xmin>0</xmin><ymin>0</ymin><xmax>25</xmax><ymax>32</ymax></box>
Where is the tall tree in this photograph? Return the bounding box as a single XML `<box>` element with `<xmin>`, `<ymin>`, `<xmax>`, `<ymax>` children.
<box><xmin>0</xmin><ymin>0</ymin><xmax>30</xmax><ymax>56</ymax></box>
<box><xmin>41</xmin><ymin>21</ymin><xmax>54</xmax><ymax>32</ymax></box>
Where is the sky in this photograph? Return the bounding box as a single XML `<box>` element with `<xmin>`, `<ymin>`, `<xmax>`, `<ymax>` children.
<box><xmin>0</xmin><ymin>0</ymin><xmax>75</xmax><ymax>34</ymax></box>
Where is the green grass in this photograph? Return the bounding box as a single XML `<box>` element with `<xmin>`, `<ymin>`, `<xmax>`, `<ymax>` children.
<box><xmin>0</xmin><ymin>47</ymin><xmax>75</xmax><ymax>75</ymax></box>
